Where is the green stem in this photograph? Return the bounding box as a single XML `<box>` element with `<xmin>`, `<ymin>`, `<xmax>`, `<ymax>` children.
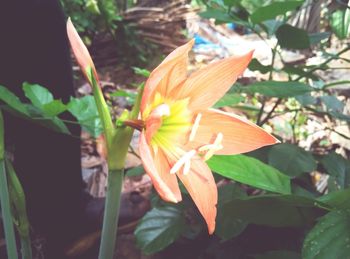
<box><xmin>0</xmin><ymin>160</ymin><xmax>18</xmax><ymax>259</ymax></box>
<box><xmin>20</xmin><ymin>236</ymin><xmax>32</xmax><ymax>259</ymax></box>
<box><xmin>98</xmin><ymin>169</ymin><xmax>123</xmax><ymax>259</ymax></box>
<box><xmin>98</xmin><ymin>86</ymin><xmax>143</xmax><ymax>259</ymax></box>
<box><xmin>6</xmin><ymin>159</ymin><xmax>32</xmax><ymax>259</ymax></box>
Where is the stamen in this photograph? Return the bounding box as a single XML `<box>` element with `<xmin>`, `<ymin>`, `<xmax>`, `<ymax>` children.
<box><xmin>198</xmin><ymin>133</ymin><xmax>224</xmax><ymax>161</ymax></box>
<box><xmin>189</xmin><ymin>113</ymin><xmax>202</xmax><ymax>141</ymax></box>
<box><xmin>183</xmin><ymin>160</ymin><xmax>191</xmax><ymax>175</ymax></box>
<box><xmin>170</xmin><ymin>150</ymin><xmax>196</xmax><ymax>174</ymax></box>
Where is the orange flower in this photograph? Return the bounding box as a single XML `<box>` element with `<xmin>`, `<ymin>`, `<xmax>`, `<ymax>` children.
<box><xmin>138</xmin><ymin>40</ymin><xmax>278</xmax><ymax>234</ymax></box>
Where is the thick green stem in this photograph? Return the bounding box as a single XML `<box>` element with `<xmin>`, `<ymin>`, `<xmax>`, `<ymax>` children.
<box><xmin>98</xmin><ymin>169</ymin><xmax>123</xmax><ymax>259</ymax></box>
<box><xmin>6</xmin><ymin>159</ymin><xmax>32</xmax><ymax>259</ymax></box>
<box><xmin>20</xmin><ymin>236</ymin><xmax>32</xmax><ymax>259</ymax></box>
<box><xmin>0</xmin><ymin>111</ymin><xmax>18</xmax><ymax>259</ymax></box>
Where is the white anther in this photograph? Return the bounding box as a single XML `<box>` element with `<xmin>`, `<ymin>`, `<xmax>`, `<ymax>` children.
<box><xmin>183</xmin><ymin>160</ymin><xmax>191</xmax><ymax>175</ymax></box>
<box><xmin>189</xmin><ymin>113</ymin><xmax>202</xmax><ymax>142</ymax></box>
<box><xmin>199</xmin><ymin>133</ymin><xmax>224</xmax><ymax>161</ymax></box>
<box><xmin>170</xmin><ymin>150</ymin><xmax>196</xmax><ymax>175</ymax></box>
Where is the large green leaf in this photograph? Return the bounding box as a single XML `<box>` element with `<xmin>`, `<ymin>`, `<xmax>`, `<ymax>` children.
<box><xmin>135</xmin><ymin>205</ymin><xmax>186</xmax><ymax>254</ymax></box>
<box><xmin>246</xmin><ymin>81</ymin><xmax>313</xmax><ymax>98</ymax></box>
<box><xmin>207</xmin><ymin>155</ymin><xmax>291</xmax><ymax>194</ymax></box>
<box><xmin>216</xmin><ymin>183</ymin><xmax>248</xmax><ymax>240</ymax></box>
<box><xmin>219</xmin><ymin>194</ymin><xmax>321</xmax><ymax>227</ymax></box>
<box><xmin>67</xmin><ymin>95</ymin><xmax>102</xmax><ymax>137</ymax></box>
<box><xmin>248</xmin><ymin>58</ymin><xmax>272</xmax><ymax>74</ymax></box>
<box><xmin>22</xmin><ymin>83</ymin><xmax>53</xmax><ymax>109</ymax></box>
<box><xmin>250</xmin><ymin>1</ymin><xmax>303</xmax><ymax>24</ymax></box>
<box><xmin>302</xmin><ymin>209</ymin><xmax>350</xmax><ymax>259</ymax></box>
<box><xmin>320</xmin><ymin>152</ymin><xmax>350</xmax><ymax>191</ymax></box>
<box><xmin>268</xmin><ymin>144</ymin><xmax>317</xmax><ymax>177</ymax></box>
<box><xmin>276</xmin><ymin>24</ymin><xmax>310</xmax><ymax>49</ymax></box>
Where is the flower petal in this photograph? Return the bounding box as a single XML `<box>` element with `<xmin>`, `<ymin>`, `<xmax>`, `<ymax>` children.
<box><xmin>188</xmin><ymin>109</ymin><xmax>279</xmax><ymax>155</ymax></box>
<box><xmin>172</xmin><ymin>51</ymin><xmax>253</xmax><ymax>111</ymax></box>
<box><xmin>176</xmin><ymin>157</ymin><xmax>217</xmax><ymax>234</ymax></box>
<box><xmin>66</xmin><ymin>18</ymin><xmax>98</xmax><ymax>83</ymax></box>
<box><xmin>141</xmin><ymin>39</ymin><xmax>194</xmax><ymax>113</ymax></box>
<box><xmin>139</xmin><ymin>132</ymin><xmax>181</xmax><ymax>203</ymax></box>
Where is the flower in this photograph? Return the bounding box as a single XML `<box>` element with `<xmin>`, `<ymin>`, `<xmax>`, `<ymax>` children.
<box><xmin>138</xmin><ymin>39</ymin><xmax>278</xmax><ymax>234</ymax></box>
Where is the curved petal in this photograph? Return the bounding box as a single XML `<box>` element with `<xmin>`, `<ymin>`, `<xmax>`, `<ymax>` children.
<box><xmin>66</xmin><ymin>18</ymin><xmax>98</xmax><ymax>83</ymax></box>
<box><xmin>188</xmin><ymin>109</ymin><xmax>279</xmax><ymax>155</ymax></box>
<box><xmin>176</xmin><ymin>157</ymin><xmax>217</xmax><ymax>234</ymax></box>
<box><xmin>141</xmin><ymin>39</ymin><xmax>194</xmax><ymax>113</ymax></box>
<box><xmin>171</xmin><ymin>51</ymin><xmax>253</xmax><ymax>111</ymax></box>
<box><xmin>139</xmin><ymin>132</ymin><xmax>182</xmax><ymax>203</ymax></box>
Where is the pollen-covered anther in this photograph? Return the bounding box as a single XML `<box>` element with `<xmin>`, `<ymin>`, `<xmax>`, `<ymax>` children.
<box><xmin>170</xmin><ymin>149</ymin><xmax>196</xmax><ymax>175</ymax></box>
<box><xmin>189</xmin><ymin>113</ymin><xmax>202</xmax><ymax>141</ymax></box>
<box><xmin>198</xmin><ymin>133</ymin><xmax>224</xmax><ymax>161</ymax></box>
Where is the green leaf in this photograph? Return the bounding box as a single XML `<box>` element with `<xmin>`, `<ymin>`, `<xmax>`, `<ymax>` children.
<box><xmin>216</xmin><ymin>183</ymin><xmax>248</xmax><ymax>240</ymax></box>
<box><xmin>132</xmin><ymin>67</ymin><xmax>150</xmax><ymax>78</ymax></box>
<box><xmin>295</xmin><ymin>93</ymin><xmax>317</xmax><ymax>106</ymax></box>
<box><xmin>199</xmin><ymin>9</ymin><xmax>233</xmax><ymax>23</ymax></box>
<box><xmin>302</xmin><ymin>209</ymin><xmax>350</xmax><ymax>259</ymax></box>
<box><xmin>0</xmin><ymin>86</ymin><xmax>29</xmax><ymax>115</ymax></box>
<box><xmin>213</xmin><ymin>93</ymin><xmax>243</xmax><ymax>108</ymax></box>
<box><xmin>317</xmin><ymin>188</ymin><xmax>350</xmax><ymax>210</ymax></box>
<box><xmin>126</xmin><ymin>166</ymin><xmax>145</xmax><ymax>177</ymax></box>
<box><xmin>268</xmin><ymin>144</ymin><xmax>316</xmax><ymax>177</ymax></box>
<box><xmin>330</xmin><ymin>8</ymin><xmax>350</xmax><ymax>40</ymax></box>
<box><xmin>42</xmin><ymin>100</ymin><xmax>67</xmax><ymax>117</ymax></box>
<box><xmin>253</xmin><ymin>250</ymin><xmax>301</xmax><ymax>259</ymax></box>
<box><xmin>248</xmin><ymin>58</ymin><xmax>272</xmax><ymax>74</ymax></box>
<box><xmin>208</xmin><ymin>155</ymin><xmax>291</xmax><ymax>194</ymax></box>
<box><xmin>67</xmin><ymin>95</ymin><xmax>102</xmax><ymax>137</ymax></box>
<box><xmin>110</xmin><ymin>90</ymin><xmax>136</xmax><ymax>105</ymax></box>
<box><xmin>250</xmin><ymin>1</ymin><xmax>303</xmax><ymax>24</ymax></box>
<box><xmin>246</xmin><ymin>81</ymin><xmax>313</xmax><ymax>98</ymax></box>
<box><xmin>320</xmin><ymin>96</ymin><xmax>344</xmax><ymax>113</ymax></box>
<box><xmin>22</xmin><ymin>83</ymin><xmax>53</xmax><ymax>109</ymax></box>
<box><xmin>309</xmin><ymin>32</ymin><xmax>330</xmax><ymax>45</ymax></box>
<box><xmin>320</xmin><ymin>152</ymin><xmax>350</xmax><ymax>191</ymax></box>
<box><xmin>276</xmin><ymin>24</ymin><xmax>310</xmax><ymax>49</ymax></box>
<box><xmin>261</xmin><ymin>19</ymin><xmax>284</xmax><ymax>35</ymax></box>
<box><xmin>219</xmin><ymin>194</ymin><xmax>320</xmax><ymax>227</ymax></box>
<box><xmin>135</xmin><ymin>206</ymin><xmax>186</xmax><ymax>254</ymax></box>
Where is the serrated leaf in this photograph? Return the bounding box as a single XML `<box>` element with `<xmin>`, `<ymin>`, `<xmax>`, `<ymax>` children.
<box><xmin>42</xmin><ymin>100</ymin><xmax>67</xmax><ymax>117</ymax></box>
<box><xmin>0</xmin><ymin>86</ymin><xmax>29</xmax><ymax>115</ymax></box>
<box><xmin>276</xmin><ymin>24</ymin><xmax>310</xmax><ymax>49</ymax></box>
<box><xmin>246</xmin><ymin>81</ymin><xmax>313</xmax><ymax>98</ymax></box>
<box><xmin>250</xmin><ymin>1</ymin><xmax>303</xmax><ymax>24</ymax></box>
<box><xmin>135</xmin><ymin>206</ymin><xmax>186</xmax><ymax>254</ymax></box>
<box><xmin>67</xmin><ymin>95</ymin><xmax>102</xmax><ymax>137</ymax></box>
<box><xmin>302</xmin><ymin>209</ymin><xmax>350</xmax><ymax>259</ymax></box>
<box><xmin>268</xmin><ymin>144</ymin><xmax>316</xmax><ymax>177</ymax></box>
<box><xmin>207</xmin><ymin>155</ymin><xmax>291</xmax><ymax>194</ymax></box>
<box><xmin>22</xmin><ymin>83</ymin><xmax>53</xmax><ymax>109</ymax></box>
